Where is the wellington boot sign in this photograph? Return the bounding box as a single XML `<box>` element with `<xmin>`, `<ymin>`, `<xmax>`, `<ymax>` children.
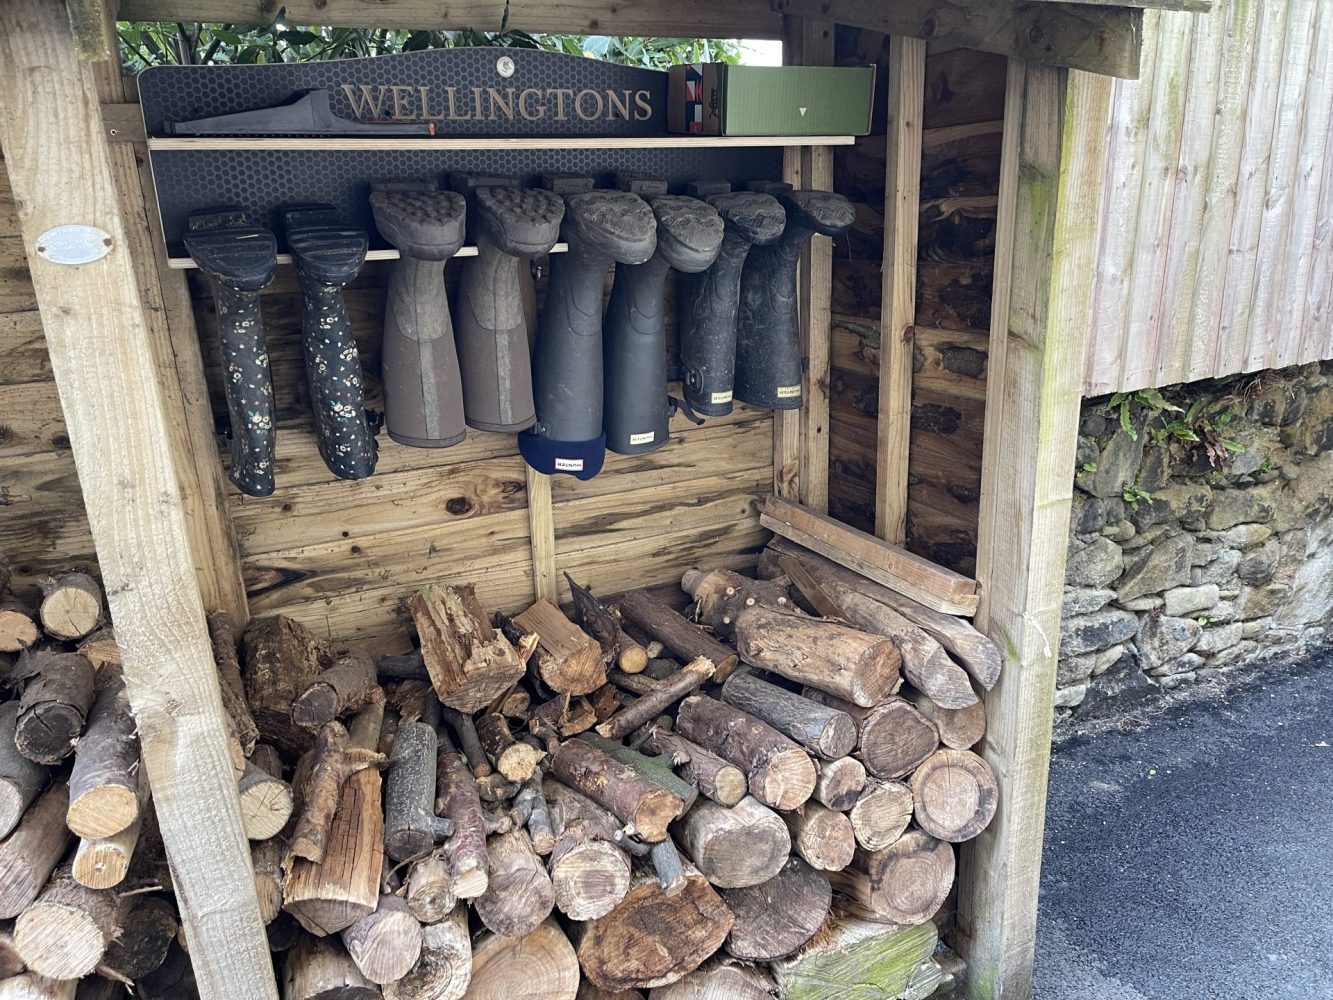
<box><xmin>339</xmin><ymin>82</ymin><xmax>655</xmax><ymax>126</ymax></box>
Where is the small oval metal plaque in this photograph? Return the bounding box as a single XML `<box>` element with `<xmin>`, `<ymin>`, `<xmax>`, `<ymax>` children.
<box><xmin>34</xmin><ymin>225</ymin><xmax>112</xmax><ymax>266</ymax></box>
<box><xmin>496</xmin><ymin>55</ymin><xmax>516</xmax><ymax>78</ymax></box>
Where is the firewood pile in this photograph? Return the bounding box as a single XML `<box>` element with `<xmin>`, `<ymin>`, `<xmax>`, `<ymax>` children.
<box><xmin>0</xmin><ymin>540</ymin><xmax>1000</xmax><ymax>999</ymax></box>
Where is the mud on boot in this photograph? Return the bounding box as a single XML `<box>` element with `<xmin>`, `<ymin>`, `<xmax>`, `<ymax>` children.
<box><xmin>370</xmin><ymin>185</ymin><xmax>468</xmax><ymax>449</ymax></box>
<box><xmin>735</xmin><ymin>190</ymin><xmax>855</xmax><ymax>409</ymax></box>
<box><xmin>603</xmin><ymin>193</ymin><xmax>724</xmax><ymax>456</ymax></box>
<box><xmin>678</xmin><ymin>191</ymin><xmax>786</xmax><ymax>417</ymax></box>
<box><xmin>184</xmin><ymin>208</ymin><xmax>279</xmax><ymax>498</ymax></box>
<box><xmin>520</xmin><ymin>187</ymin><xmax>657</xmax><ymax>479</ymax></box>
<box><xmin>452</xmin><ymin>178</ymin><xmax>564</xmax><ymax>433</ymax></box>
<box><xmin>281</xmin><ymin>204</ymin><xmax>377</xmax><ymax>481</ymax></box>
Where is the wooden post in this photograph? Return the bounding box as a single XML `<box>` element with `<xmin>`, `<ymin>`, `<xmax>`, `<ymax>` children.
<box><xmin>0</xmin><ymin>3</ymin><xmax>275</xmax><ymax>996</ymax></box>
<box><xmin>959</xmin><ymin>63</ymin><xmax>1113</xmax><ymax>1000</ymax></box>
<box><xmin>526</xmin><ymin>467</ymin><xmax>559</xmax><ymax>603</ymax></box>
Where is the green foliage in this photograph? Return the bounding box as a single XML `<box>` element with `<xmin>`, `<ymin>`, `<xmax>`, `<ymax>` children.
<box><xmin>1077</xmin><ymin>462</ymin><xmax>1098</xmax><ymax>475</ymax></box>
<box><xmin>1195</xmin><ymin>615</ymin><xmax>1221</xmax><ymax>628</ymax></box>
<box><xmin>116</xmin><ymin>18</ymin><xmax>743</xmax><ymax>70</ymax></box>
<box><xmin>1104</xmin><ymin>386</ymin><xmax>1243</xmax><ymax>469</ymax></box>
<box><xmin>1121</xmin><ymin>485</ymin><xmax>1152</xmax><ymax>509</ymax></box>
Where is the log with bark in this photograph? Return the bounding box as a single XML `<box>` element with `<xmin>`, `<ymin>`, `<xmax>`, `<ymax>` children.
<box><xmin>721</xmin><ymin>856</ymin><xmax>830</xmax><ymax>962</ymax></box>
<box><xmin>435</xmin><ymin>741</ymin><xmax>488</xmax><ymax>899</ymax></box>
<box><xmin>282</xmin><ymin>934</ymin><xmax>379</xmax><ymax>1000</ymax></box>
<box><xmin>576</xmin><ymin>733</ymin><xmax>696</xmax><ymax>809</ymax></box>
<box><xmin>13</xmin><ymin>866</ymin><xmax>122</xmax><ymax>980</ymax></box>
<box><xmin>811</xmin><ymin>755</ymin><xmax>866</xmax><ymax>811</ymax></box>
<box><xmin>719</xmin><ymin>671</ymin><xmax>856</xmax><ymax>760</ymax></box>
<box><xmin>383</xmin><ymin>905</ymin><xmax>471</xmax><ymax>1000</ymax></box>
<box><xmin>674</xmin><ymin>695</ymin><xmax>815</xmax><ymax>811</ymax></box>
<box><xmin>466</xmin><ymin>919</ymin><xmax>579</xmax><ymax>1000</ymax></box>
<box><xmin>291</xmin><ymin>652</ymin><xmax>381</xmax><ymax>730</ymax></box>
<box><xmin>904</xmin><ymin>686</ymin><xmax>986</xmax><ymax>750</ymax></box>
<box><xmin>65</xmin><ymin>677</ymin><xmax>138</xmax><ymax>840</ymax></box>
<box><xmin>101</xmin><ymin>895</ymin><xmax>176</xmax><ymax>982</ymax></box>
<box><xmin>384</xmin><ymin>718</ymin><xmax>451</xmax><ymax>862</ymax></box>
<box><xmin>71</xmin><ymin>772</ymin><xmax>147</xmax><ymax>890</ymax></box>
<box><xmin>596</xmin><ymin>657</ymin><xmax>713</xmax><ymax>741</ymax></box>
<box><xmin>549</xmin><ymin>738</ymin><xmax>683</xmax><ymax>843</ymax></box>
<box><xmin>848</xmin><ymin>779</ymin><xmax>915</xmax><ymax>851</ymax></box>
<box><xmin>770</xmin><ymin>916</ymin><xmax>939</xmax><ymax>1000</ymax></box>
<box><xmin>637</xmin><ymin>724</ymin><xmax>745</xmax><ymax>808</ymax></box>
<box><xmin>566</xmin><ymin>574</ymin><xmax>648</xmax><ymax>675</ymax></box>
<box><xmin>341</xmin><ymin>893</ymin><xmax>422</xmax><ymax>985</ymax></box>
<box><xmin>473</xmin><ymin>828</ymin><xmax>555</xmax><ymax>939</ymax></box>
<box><xmin>15</xmin><ymin>653</ymin><xmax>94</xmax><ymax>766</ymax></box>
<box><xmin>409</xmin><ymin>585</ymin><xmax>525</xmax><ymax>712</ymax></box>
<box><xmin>804</xmin><ymin>691</ymin><xmax>939</xmax><ymax>780</ymax></box>
<box><xmin>242</xmin><ymin>615</ymin><xmax>330</xmax><ymax>756</ymax></box>
<box><xmin>617</xmin><ymin>591</ymin><xmax>737</xmax><ymax>679</ymax></box>
<box><xmin>475</xmin><ymin>713</ymin><xmax>542</xmax><ymax>783</ymax></box>
<box><xmin>671</xmin><ymin>796</ymin><xmax>790</xmax><ymax>888</ymax></box>
<box><xmin>908</xmin><ymin>748</ymin><xmax>998</xmax><ymax>842</ymax></box>
<box><xmin>514</xmin><ymin>599</ymin><xmax>605</xmax><ymax>696</ymax></box>
<box><xmin>237</xmin><ymin>744</ymin><xmax>294</xmax><ymax>842</ymax></box>
<box><xmin>0</xmin><ymin>703</ymin><xmax>46</xmax><ymax>839</ymax></box>
<box><xmin>783</xmin><ymin>801</ymin><xmax>856</xmax><ymax>872</ymax></box>
<box><xmin>206</xmin><ymin>611</ymin><xmax>260</xmax><ymax>757</ymax></box>
<box><xmin>37</xmin><ymin>574</ymin><xmax>102</xmax><ymax>642</ymax></box>
<box><xmin>648</xmin><ymin>961</ymin><xmax>774</xmax><ymax>1000</ymax></box>
<box><xmin>252</xmin><ymin>839</ymin><xmax>285</xmax><ymax>925</ymax></box>
<box><xmin>285</xmin><ymin>706</ymin><xmax>386</xmax><ymax>867</ymax></box>
<box><xmin>544</xmin><ymin>778</ymin><xmax>632</xmax><ymax>921</ymax></box>
<box><xmin>828</xmin><ymin>831</ymin><xmax>955</xmax><ymax>925</ymax></box>
<box><xmin>0</xmin><ymin>785</ymin><xmax>73</xmax><ymax>919</ymax></box>
<box><xmin>576</xmin><ymin>861</ymin><xmax>733</xmax><ymax>992</ymax></box>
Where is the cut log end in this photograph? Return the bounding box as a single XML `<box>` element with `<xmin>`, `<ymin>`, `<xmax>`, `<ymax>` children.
<box><xmin>751</xmin><ymin>748</ymin><xmax>817</xmax><ymax>812</ymax></box>
<box><xmin>551</xmin><ymin>840</ymin><xmax>633</xmax><ymax>921</ymax></box>
<box><xmin>0</xmin><ymin>608</ymin><xmax>39</xmax><ymax>653</ymax></box>
<box><xmin>38</xmin><ymin>574</ymin><xmax>102</xmax><ymax>642</ymax></box>
<box><xmin>848</xmin><ymin>780</ymin><xmax>914</xmax><ymax>852</ymax></box>
<box><xmin>722</xmin><ymin>856</ymin><xmax>831</xmax><ymax>962</ymax></box>
<box><xmin>65</xmin><ymin>785</ymin><xmax>138</xmax><ymax>843</ymax></box>
<box><xmin>812</xmin><ymin>756</ymin><xmax>867</xmax><ymax>812</ymax></box>
<box><xmin>342</xmin><ymin>895</ymin><xmax>423</xmax><ymax>986</ymax></box>
<box><xmin>909</xmin><ymin>749</ymin><xmax>998</xmax><ymax>843</ymax></box>
<box><xmin>469</xmin><ymin>920</ymin><xmax>579</xmax><ymax>1000</ymax></box>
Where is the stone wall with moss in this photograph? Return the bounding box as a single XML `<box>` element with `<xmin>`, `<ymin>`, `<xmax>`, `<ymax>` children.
<box><xmin>1057</xmin><ymin>362</ymin><xmax>1333</xmax><ymax>717</ymax></box>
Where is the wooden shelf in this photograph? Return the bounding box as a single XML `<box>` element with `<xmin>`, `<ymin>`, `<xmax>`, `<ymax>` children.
<box><xmin>147</xmin><ymin>134</ymin><xmax>857</xmax><ymax>151</ymax></box>
<box><xmin>167</xmin><ymin>241</ymin><xmax>570</xmax><ymax>270</ymax></box>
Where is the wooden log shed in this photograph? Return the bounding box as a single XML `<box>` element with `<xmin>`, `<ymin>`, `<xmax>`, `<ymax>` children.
<box><xmin>0</xmin><ymin>0</ymin><xmax>1208</xmax><ymax>997</ymax></box>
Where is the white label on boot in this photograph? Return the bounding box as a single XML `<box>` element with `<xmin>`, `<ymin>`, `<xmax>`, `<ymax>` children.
<box><xmin>776</xmin><ymin>385</ymin><xmax>802</xmax><ymax>399</ymax></box>
<box><xmin>629</xmin><ymin>432</ymin><xmax>655</xmax><ymax>445</ymax></box>
<box><xmin>710</xmin><ymin>390</ymin><xmax>733</xmax><ymax>405</ymax></box>
<box><xmin>555</xmin><ymin>457</ymin><xmax>584</xmax><ymax>472</ymax></box>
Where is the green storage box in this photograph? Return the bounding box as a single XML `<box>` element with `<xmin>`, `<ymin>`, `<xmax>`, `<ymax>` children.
<box><xmin>668</xmin><ymin>64</ymin><xmax>875</xmax><ymax>137</ymax></box>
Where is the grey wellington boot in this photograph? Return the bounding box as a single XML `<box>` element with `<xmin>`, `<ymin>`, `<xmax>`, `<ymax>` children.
<box><xmin>452</xmin><ymin>175</ymin><xmax>564</xmax><ymax>433</ymax></box>
<box><xmin>603</xmin><ymin>186</ymin><xmax>724</xmax><ymax>455</ymax></box>
<box><xmin>678</xmin><ymin>191</ymin><xmax>786</xmax><ymax>416</ymax></box>
<box><xmin>735</xmin><ymin>190</ymin><xmax>855</xmax><ymax>409</ymax></box>
<box><xmin>370</xmin><ymin>184</ymin><xmax>468</xmax><ymax>448</ymax></box>
<box><xmin>519</xmin><ymin>185</ymin><xmax>657</xmax><ymax>479</ymax></box>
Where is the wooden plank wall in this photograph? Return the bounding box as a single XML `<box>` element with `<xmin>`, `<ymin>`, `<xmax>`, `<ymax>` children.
<box><xmin>195</xmin><ymin>263</ymin><xmax>772</xmax><ymax>644</ymax></box>
<box><xmin>0</xmin><ymin>148</ymin><xmax>99</xmax><ymax>600</ymax></box>
<box><xmin>1084</xmin><ymin>0</ymin><xmax>1333</xmax><ymax>394</ymax></box>
<box><xmin>828</xmin><ymin>31</ymin><xmax>1006</xmax><ymax>576</ymax></box>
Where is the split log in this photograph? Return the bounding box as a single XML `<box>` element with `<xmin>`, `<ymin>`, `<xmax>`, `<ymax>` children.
<box><xmin>475</xmin><ymin>713</ymin><xmax>542</xmax><ymax>783</ymax></box>
<box><xmin>466</xmin><ymin>919</ymin><xmax>579</xmax><ymax>1000</ymax></box>
<box><xmin>784</xmin><ymin>802</ymin><xmax>856</xmax><ymax>871</ymax></box>
<box><xmin>550</xmin><ymin>738</ymin><xmax>683</xmax><ymax>842</ymax></box>
<box><xmin>514</xmin><ymin>599</ymin><xmax>605</xmax><ymax>696</ymax></box>
<box><xmin>848</xmin><ymin>779</ymin><xmax>915</xmax><ymax>851</ymax></box>
<box><xmin>384</xmin><ymin>905</ymin><xmax>471</xmax><ymax>1000</ymax></box>
<box><xmin>75</xmin><ymin>630</ymin><xmax>120</xmax><ymax>674</ymax></box>
<box><xmin>65</xmin><ymin>677</ymin><xmax>138</xmax><ymax>839</ymax></box>
<box><xmin>497</xmin><ymin>688</ymin><xmax>530</xmax><ymax>718</ymax></box>
<box><xmin>286</xmin><ymin>713</ymin><xmax>384</xmax><ymax>867</ymax></box>
<box><xmin>0</xmin><ymin>600</ymin><xmax>38</xmax><ymax>655</ymax></box>
<box><xmin>405</xmin><ymin>854</ymin><xmax>455</xmax><ymax>924</ymax></box>
<box><xmin>576</xmin><ymin>862</ymin><xmax>733</xmax><ymax>992</ymax></box>
<box><xmin>436</xmin><ymin>744</ymin><xmax>488</xmax><ymax>898</ymax></box>
<box><xmin>721</xmin><ymin>856</ymin><xmax>830</xmax><ymax>961</ymax></box>
<box><xmin>544</xmin><ymin>778</ymin><xmax>632</xmax><ymax>921</ymax></box>
<box><xmin>674</xmin><ymin>695</ymin><xmax>815</xmax><ymax>810</ymax></box>
<box><xmin>206</xmin><ymin>611</ymin><xmax>260</xmax><ymax>757</ymax></box>
<box><xmin>828</xmin><ymin>831</ymin><xmax>955</xmax><ymax>925</ymax></box>
<box><xmin>595</xmin><ymin>657</ymin><xmax>713</xmax><ymax>741</ymax></box>
<box><xmin>242</xmin><ymin>615</ymin><xmax>330</xmax><ymax>756</ymax></box>
<box><xmin>0</xmin><ymin>703</ymin><xmax>46</xmax><ymax>839</ymax></box>
<box><xmin>648</xmin><ymin>961</ymin><xmax>774</xmax><ymax>1000</ymax></box>
<box><xmin>409</xmin><ymin>584</ymin><xmax>525</xmax><ymax>712</ymax></box>
<box><xmin>617</xmin><ymin>590</ymin><xmax>738</xmax><ymax>679</ymax></box>
<box><xmin>102</xmin><ymin>895</ymin><xmax>176</xmax><ymax>982</ymax></box>
<box><xmin>341</xmin><ymin>894</ymin><xmax>422</xmax><ymax>985</ymax></box>
<box><xmin>473</xmin><ymin>829</ymin><xmax>555</xmax><ymax>938</ymax></box>
<box><xmin>528</xmin><ymin>694</ymin><xmax>598</xmax><ymax>740</ymax></box>
<box><xmin>252</xmin><ymin>838</ymin><xmax>285</xmax><ymax>924</ymax></box>
<box><xmin>566</xmin><ymin>574</ymin><xmax>648</xmax><ymax>675</ymax></box>
<box><xmin>13</xmin><ymin>866</ymin><xmax>122</xmax><ymax>979</ymax></box>
<box><xmin>805</xmin><ymin>691</ymin><xmax>939</xmax><ymax>779</ymax></box>
<box><xmin>904</xmin><ymin>687</ymin><xmax>986</xmax><ymax>750</ymax></box>
<box><xmin>0</xmin><ymin>785</ymin><xmax>73</xmax><ymax>919</ymax></box>
<box><xmin>719</xmin><ymin>671</ymin><xmax>856</xmax><ymax>760</ymax></box>
<box><xmin>238</xmin><ymin>746</ymin><xmax>295</xmax><ymax>842</ymax></box>
<box><xmin>37</xmin><ymin>574</ymin><xmax>101</xmax><ymax>642</ymax></box>
<box><xmin>672</xmin><ymin>796</ymin><xmax>789</xmax><ymax>888</ymax></box>
<box><xmin>283</xmin><ymin>704</ymin><xmax>386</xmax><ymax>936</ymax></box>
<box><xmin>774</xmin><ymin>542</ymin><xmax>1001</xmax><ymax>687</ymax></box>
<box><xmin>15</xmin><ymin>653</ymin><xmax>94</xmax><ymax>765</ymax></box>
<box><xmin>282</xmin><ymin>934</ymin><xmax>378</xmax><ymax>1000</ymax></box>
<box><xmin>771</xmin><ymin>917</ymin><xmax>939</xmax><ymax>1000</ymax></box>
<box><xmin>385</xmin><ymin>718</ymin><xmax>451</xmax><ymax>862</ymax></box>
<box><xmin>577</xmin><ymin>733</ymin><xmax>696</xmax><ymax>808</ymax></box>
<box><xmin>812</xmin><ymin>756</ymin><xmax>866</xmax><ymax>811</ymax></box>
<box><xmin>908</xmin><ymin>748</ymin><xmax>998</xmax><ymax>842</ymax></box>
<box><xmin>292</xmin><ymin>653</ymin><xmax>381</xmax><ymax>730</ymax></box>
<box><xmin>638</xmin><ymin>725</ymin><xmax>745</xmax><ymax>808</ymax></box>
<box><xmin>0</xmin><ymin>974</ymin><xmax>74</xmax><ymax>1000</ymax></box>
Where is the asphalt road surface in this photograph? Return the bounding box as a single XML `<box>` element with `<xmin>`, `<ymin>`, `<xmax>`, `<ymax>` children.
<box><xmin>1034</xmin><ymin>653</ymin><xmax>1333</xmax><ymax>1000</ymax></box>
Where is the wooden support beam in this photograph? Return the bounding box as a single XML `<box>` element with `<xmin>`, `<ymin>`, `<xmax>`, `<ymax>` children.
<box><xmin>771</xmin><ymin>0</ymin><xmax>1146</xmax><ymax>79</ymax></box>
<box><xmin>773</xmin><ymin>149</ymin><xmax>803</xmax><ymax>500</ymax></box>
<box><xmin>526</xmin><ymin>467</ymin><xmax>558</xmax><ymax>604</ymax></box>
<box><xmin>875</xmin><ymin>35</ymin><xmax>926</xmax><ymax>545</ymax></box>
<box><xmin>0</xmin><ymin>3</ymin><xmax>275</xmax><ymax>997</ymax></box>
<box><xmin>117</xmin><ymin>0</ymin><xmax>783</xmax><ymax>37</ymax></box>
<box><xmin>1029</xmin><ymin>0</ymin><xmax>1210</xmax><ymax>10</ymax></box>
<box><xmin>64</xmin><ymin>0</ymin><xmax>117</xmax><ymax>61</ymax></box>
<box><xmin>959</xmin><ymin>62</ymin><xmax>1113</xmax><ymax>1000</ymax></box>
